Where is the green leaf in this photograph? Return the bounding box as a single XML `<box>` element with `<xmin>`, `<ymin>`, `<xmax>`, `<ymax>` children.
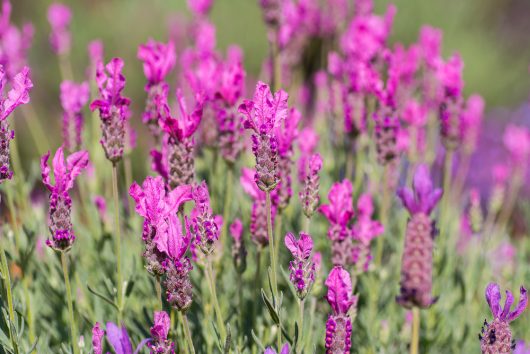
<box><xmin>261</xmin><ymin>289</ymin><xmax>279</xmax><ymax>325</ymax></box>
<box><xmin>251</xmin><ymin>330</ymin><xmax>265</xmax><ymax>351</ymax></box>
<box><xmin>86</xmin><ymin>283</ymin><xmax>119</xmax><ymax>310</ymax></box>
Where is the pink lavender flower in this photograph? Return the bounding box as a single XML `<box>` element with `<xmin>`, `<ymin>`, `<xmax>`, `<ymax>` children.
<box><xmin>285</xmin><ymin>232</ymin><xmax>315</xmax><ymax>299</ymax></box>
<box><xmin>239</xmin><ymin>81</ymin><xmax>288</xmax><ymax>192</ymax></box>
<box><xmin>47</xmin><ymin>3</ymin><xmax>71</xmax><ymax>55</ymax></box>
<box><xmin>374</xmin><ymin>106</ymin><xmax>401</xmax><ymax>166</ymax></box>
<box><xmin>92</xmin><ymin>322</ymin><xmax>104</xmax><ymax>354</ymax></box>
<box><xmin>0</xmin><ymin>65</ymin><xmax>32</xmax><ymax>182</ymax></box>
<box><xmin>241</xmin><ymin>167</ymin><xmax>276</xmax><ymax>247</ymax></box>
<box><xmin>187</xmin><ymin>0</ymin><xmax>213</xmax><ymax>16</ymax></box>
<box><xmin>88</xmin><ymin>40</ymin><xmax>103</xmax><ymax>68</ymax></box>
<box><xmin>230</xmin><ymin>218</ymin><xmax>247</xmax><ymax>272</ymax></box>
<box><xmin>461</xmin><ymin>94</ymin><xmax>484</xmax><ymax>154</ymax></box>
<box><xmin>89</xmin><ymin>58</ymin><xmax>131</xmax><ymax>164</ymax></box>
<box><xmin>93</xmin><ymin>195</ymin><xmax>108</xmax><ymax>225</ymax></box>
<box><xmin>319</xmin><ymin>179</ymin><xmax>354</xmax><ymax>266</ymax></box>
<box><xmin>515</xmin><ymin>341</ymin><xmax>530</xmax><ymax>354</ymax></box>
<box><xmin>259</xmin><ymin>0</ymin><xmax>281</xmax><ymax>27</ymax></box>
<box><xmin>297</xmin><ymin>126</ymin><xmax>319</xmax><ymax>182</ymax></box>
<box><xmin>104</xmin><ymin>322</ymin><xmax>149</xmax><ymax>354</ymax></box>
<box><xmin>351</xmin><ymin>193</ymin><xmax>384</xmax><ymax>273</ymax></box>
<box><xmin>396</xmin><ymin>164</ymin><xmax>442</xmax><ymax>308</ymax></box>
<box><xmin>324</xmin><ymin>266</ymin><xmax>356</xmax><ymax>354</ymax></box>
<box><xmin>41</xmin><ymin>146</ymin><xmax>89</xmax><ymax>252</ymax></box>
<box><xmin>503</xmin><ymin>124</ymin><xmax>530</xmax><ymax>170</ymax></box>
<box><xmin>299</xmin><ymin>153</ymin><xmax>322</xmax><ymax>219</ymax></box>
<box><xmin>156</xmin><ymin>88</ymin><xmax>204</xmax><ymax>188</ymax></box>
<box><xmin>419</xmin><ymin>26</ymin><xmax>442</xmax><ymax>69</ymax></box>
<box><xmin>60</xmin><ymin>80</ymin><xmax>89</xmax><ymax>152</ymax></box>
<box><xmin>149</xmin><ymin>311</ymin><xmax>175</xmax><ymax>354</ymax></box>
<box><xmin>129</xmin><ymin>176</ymin><xmax>192</xmax><ymax>276</ymax></box>
<box><xmin>480</xmin><ymin>283</ymin><xmax>528</xmax><ymax>354</ymax></box>
<box><xmin>264</xmin><ymin>344</ymin><xmax>289</xmax><ymax>354</ymax></box>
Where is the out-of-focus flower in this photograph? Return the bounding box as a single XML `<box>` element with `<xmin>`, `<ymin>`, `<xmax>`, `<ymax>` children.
<box><xmin>60</xmin><ymin>80</ymin><xmax>89</xmax><ymax>152</ymax></box>
<box><xmin>187</xmin><ymin>181</ymin><xmax>220</xmax><ymax>256</ymax></box>
<box><xmin>461</xmin><ymin>94</ymin><xmax>484</xmax><ymax>154</ymax></box>
<box><xmin>419</xmin><ymin>26</ymin><xmax>442</xmax><ymax>69</ymax></box>
<box><xmin>299</xmin><ymin>153</ymin><xmax>322</xmax><ymax>219</ymax></box>
<box><xmin>89</xmin><ymin>58</ymin><xmax>131</xmax><ymax>164</ymax></box>
<box><xmin>0</xmin><ymin>65</ymin><xmax>32</xmax><ymax>182</ymax></box>
<box><xmin>503</xmin><ymin>124</ymin><xmax>530</xmax><ymax>170</ymax></box>
<box><xmin>297</xmin><ymin>126</ymin><xmax>319</xmax><ymax>182</ymax></box>
<box><xmin>41</xmin><ymin>147</ymin><xmax>89</xmax><ymax>252</ymax></box>
<box><xmin>47</xmin><ymin>3</ymin><xmax>71</xmax><ymax>55</ymax></box>
<box><xmin>325</xmin><ymin>266</ymin><xmax>356</xmax><ymax>354</ymax></box>
<box><xmin>263</xmin><ymin>343</ymin><xmax>289</xmax><ymax>354</ymax></box>
<box><xmin>149</xmin><ymin>311</ymin><xmax>174</xmax><ymax>354</ymax></box>
<box><xmin>104</xmin><ymin>322</ymin><xmax>149</xmax><ymax>354</ymax></box>
<box><xmin>480</xmin><ymin>283</ymin><xmax>528</xmax><ymax>354</ymax></box>
<box><xmin>514</xmin><ymin>340</ymin><xmax>530</xmax><ymax>354</ymax></box>
<box><xmin>230</xmin><ymin>218</ymin><xmax>246</xmax><ymax>273</ymax></box>
<box><xmin>285</xmin><ymin>232</ymin><xmax>315</xmax><ymax>299</ymax></box>
<box><xmin>187</xmin><ymin>0</ymin><xmax>213</xmax><ymax>17</ymax></box>
<box><xmin>396</xmin><ymin>164</ymin><xmax>441</xmax><ymax>309</ymax></box>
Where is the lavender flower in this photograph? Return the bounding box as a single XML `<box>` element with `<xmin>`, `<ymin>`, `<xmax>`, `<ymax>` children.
<box><xmin>299</xmin><ymin>153</ymin><xmax>322</xmax><ymax>219</ymax></box>
<box><xmin>319</xmin><ymin>179</ymin><xmax>354</xmax><ymax>266</ymax></box>
<box><xmin>396</xmin><ymin>164</ymin><xmax>442</xmax><ymax>308</ymax></box>
<box><xmin>264</xmin><ymin>343</ymin><xmax>289</xmax><ymax>354</ymax></box>
<box><xmin>187</xmin><ymin>0</ymin><xmax>213</xmax><ymax>17</ymax></box>
<box><xmin>297</xmin><ymin>127</ymin><xmax>319</xmax><ymax>182</ymax></box>
<box><xmin>60</xmin><ymin>80</ymin><xmax>89</xmax><ymax>152</ymax></box>
<box><xmin>187</xmin><ymin>181</ymin><xmax>221</xmax><ymax>256</ymax></box>
<box><xmin>325</xmin><ymin>266</ymin><xmax>356</xmax><ymax>354</ymax></box>
<box><xmin>89</xmin><ymin>58</ymin><xmax>131</xmax><ymax>164</ymax></box>
<box><xmin>41</xmin><ymin>146</ymin><xmax>89</xmax><ymax>252</ymax></box>
<box><xmin>157</xmin><ymin>88</ymin><xmax>203</xmax><ymax>188</ymax></box>
<box><xmin>137</xmin><ymin>40</ymin><xmax>176</xmax><ymax>141</ymax></box>
<box><xmin>0</xmin><ymin>65</ymin><xmax>32</xmax><ymax>183</ymax></box>
<box><xmin>503</xmin><ymin>124</ymin><xmax>530</xmax><ymax>173</ymax></box>
<box><xmin>239</xmin><ymin>81</ymin><xmax>289</xmax><ymax>192</ymax></box>
<box><xmin>92</xmin><ymin>322</ymin><xmax>104</xmax><ymax>354</ymax></box>
<box><xmin>47</xmin><ymin>3</ymin><xmax>71</xmax><ymax>55</ymax></box>
<box><xmin>149</xmin><ymin>311</ymin><xmax>175</xmax><ymax>354</ymax></box>
<box><xmin>515</xmin><ymin>341</ymin><xmax>530</xmax><ymax>354</ymax></box>
<box><xmin>480</xmin><ymin>283</ymin><xmax>528</xmax><ymax>354</ymax></box>
<box><xmin>129</xmin><ymin>176</ymin><xmax>192</xmax><ymax>276</ymax></box>
<box><xmin>105</xmin><ymin>322</ymin><xmax>149</xmax><ymax>354</ymax></box>
<box><xmin>285</xmin><ymin>232</ymin><xmax>315</xmax><ymax>299</ymax></box>
<box><xmin>230</xmin><ymin>218</ymin><xmax>247</xmax><ymax>273</ymax></box>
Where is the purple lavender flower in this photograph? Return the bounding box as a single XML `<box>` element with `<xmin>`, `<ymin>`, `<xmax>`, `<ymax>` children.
<box><xmin>503</xmin><ymin>124</ymin><xmax>530</xmax><ymax>173</ymax></box>
<box><xmin>138</xmin><ymin>40</ymin><xmax>176</xmax><ymax>141</ymax></box>
<box><xmin>157</xmin><ymin>88</ymin><xmax>203</xmax><ymax>188</ymax></box>
<box><xmin>239</xmin><ymin>81</ymin><xmax>289</xmax><ymax>192</ymax></box>
<box><xmin>351</xmin><ymin>193</ymin><xmax>384</xmax><ymax>273</ymax></box>
<box><xmin>319</xmin><ymin>179</ymin><xmax>354</xmax><ymax>266</ymax></box>
<box><xmin>325</xmin><ymin>266</ymin><xmax>356</xmax><ymax>354</ymax></box>
<box><xmin>88</xmin><ymin>40</ymin><xmax>103</xmax><ymax>68</ymax></box>
<box><xmin>129</xmin><ymin>176</ymin><xmax>192</xmax><ymax>276</ymax></box>
<box><xmin>230</xmin><ymin>218</ymin><xmax>247</xmax><ymax>273</ymax></box>
<box><xmin>149</xmin><ymin>311</ymin><xmax>175</xmax><ymax>354</ymax></box>
<box><xmin>515</xmin><ymin>341</ymin><xmax>530</xmax><ymax>354</ymax></box>
<box><xmin>396</xmin><ymin>164</ymin><xmax>442</xmax><ymax>309</ymax></box>
<box><xmin>461</xmin><ymin>94</ymin><xmax>484</xmax><ymax>154</ymax></box>
<box><xmin>297</xmin><ymin>126</ymin><xmax>319</xmax><ymax>182</ymax></box>
<box><xmin>47</xmin><ymin>3</ymin><xmax>71</xmax><ymax>55</ymax></box>
<box><xmin>93</xmin><ymin>195</ymin><xmax>108</xmax><ymax>225</ymax></box>
<box><xmin>105</xmin><ymin>322</ymin><xmax>149</xmax><ymax>354</ymax></box>
<box><xmin>41</xmin><ymin>146</ymin><xmax>89</xmax><ymax>252</ymax></box>
<box><xmin>480</xmin><ymin>283</ymin><xmax>528</xmax><ymax>354</ymax></box>
<box><xmin>187</xmin><ymin>181</ymin><xmax>221</xmax><ymax>256</ymax></box>
<box><xmin>89</xmin><ymin>58</ymin><xmax>131</xmax><ymax>164</ymax></box>
<box><xmin>299</xmin><ymin>153</ymin><xmax>322</xmax><ymax>219</ymax></box>
<box><xmin>285</xmin><ymin>232</ymin><xmax>315</xmax><ymax>299</ymax></box>
<box><xmin>0</xmin><ymin>65</ymin><xmax>32</xmax><ymax>183</ymax></box>
<box><xmin>60</xmin><ymin>80</ymin><xmax>89</xmax><ymax>152</ymax></box>
<box><xmin>92</xmin><ymin>322</ymin><xmax>104</xmax><ymax>354</ymax></box>
<box><xmin>241</xmin><ymin>167</ymin><xmax>276</xmax><ymax>247</ymax></box>
<box><xmin>264</xmin><ymin>343</ymin><xmax>289</xmax><ymax>354</ymax></box>
<box><xmin>187</xmin><ymin>0</ymin><xmax>213</xmax><ymax>16</ymax></box>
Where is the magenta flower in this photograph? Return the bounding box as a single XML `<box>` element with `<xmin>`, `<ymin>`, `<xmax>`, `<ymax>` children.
<box><xmin>515</xmin><ymin>341</ymin><xmax>530</xmax><ymax>354</ymax></box>
<box><xmin>187</xmin><ymin>181</ymin><xmax>221</xmax><ymax>256</ymax></box>
<box><xmin>419</xmin><ymin>26</ymin><xmax>442</xmax><ymax>68</ymax></box>
<box><xmin>230</xmin><ymin>218</ymin><xmax>247</xmax><ymax>272</ymax></box>
<box><xmin>187</xmin><ymin>0</ymin><xmax>213</xmax><ymax>16</ymax></box>
<box><xmin>129</xmin><ymin>176</ymin><xmax>192</xmax><ymax>275</ymax></box>
<box><xmin>264</xmin><ymin>343</ymin><xmax>289</xmax><ymax>354</ymax></box>
<box><xmin>47</xmin><ymin>3</ymin><xmax>71</xmax><ymax>55</ymax></box>
<box><xmin>0</xmin><ymin>65</ymin><xmax>32</xmax><ymax>182</ymax></box>
<box><xmin>460</xmin><ymin>94</ymin><xmax>484</xmax><ymax>154</ymax></box>
<box><xmin>88</xmin><ymin>40</ymin><xmax>104</xmax><ymax>68</ymax></box>
<box><xmin>60</xmin><ymin>80</ymin><xmax>89</xmax><ymax>151</ymax></box>
<box><xmin>299</xmin><ymin>153</ymin><xmax>322</xmax><ymax>219</ymax></box>
<box><xmin>92</xmin><ymin>322</ymin><xmax>104</xmax><ymax>354</ymax></box>
<box><xmin>285</xmin><ymin>232</ymin><xmax>315</xmax><ymax>299</ymax></box>
<box><xmin>149</xmin><ymin>311</ymin><xmax>174</xmax><ymax>354</ymax></box>
<box><xmin>105</xmin><ymin>322</ymin><xmax>149</xmax><ymax>354</ymax></box>
<box><xmin>480</xmin><ymin>283</ymin><xmax>528</xmax><ymax>354</ymax></box>
<box><xmin>138</xmin><ymin>40</ymin><xmax>176</xmax><ymax>88</ymax></box>
<box><xmin>396</xmin><ymin>164</ymin><xmax>442</xmax><ymax>309</ymax></box>
<box><xmin>503</xmin><ymin>124</ymin><xmax>530</xmax><ymax>169</ymax></box>
<box><xmin>41</xmin><ymin>146</ymin><xmax>89</xmax><ymax>251</ymax></box>
<box><xmin>297</xmin><ymin>126</ymin><xmax>319</xmax><ymax>182</ymax></box>
<box><xmin>159</xmin><ymin>89</ymin><xmax>204</xmax><ymax>141</ymax></box>
<box><xmin>325</xmin><ymin>266</ymin><xmax>356</xmax><ymax>354</ymax></box>
<box><xmin>93</xmin><ymin>195</ymin><xmax>108</xmax><ymax>225</ymax></box>
<box><xmin>89</xmin><ymin>58</ymin><xmax>131</xmax><ymax>164</ymax></box>
<box><xmin>241</xmin><ymin>167</ymin><xmax>276</xmax><ymax>247</ymax></box>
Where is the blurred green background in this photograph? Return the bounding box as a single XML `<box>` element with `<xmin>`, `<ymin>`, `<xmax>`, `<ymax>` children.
<box><xmin>10</xmin><ymin>0</ymin><xmax>530</xmax><ymax>158</ymax></box>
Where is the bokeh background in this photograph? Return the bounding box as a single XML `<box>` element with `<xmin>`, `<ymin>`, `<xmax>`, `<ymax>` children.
<box><xmin>9</xmin><ymin>0</ymin><xmax>530</xmax><ymax>163</ymax></box>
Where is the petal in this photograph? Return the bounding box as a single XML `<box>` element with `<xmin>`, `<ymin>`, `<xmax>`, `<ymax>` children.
<box><xmin>485</xmin><ymin>283</ymin><xmax>502</xmax><ymax>319</ymax></box>
<box><xmin>280</xmin><ymin>343</ymin><xmax>290</xmax><ymax>354</ymax></box>
<box><xmin>299</xmin><ymin>232</ymin><xmax>313</xmax><ymax>259</ymax></box>
<box><xmin>65</xmin><ymin>150</ymin><xmax>89</xmax><ymax>190</ymax></box>
<box><xmin>500</xmin><ymin>290</ymin><xmax>514</xmax><ymax>320</ymax></box>
<box><xmin>284</xmin><ymin>232</ymin><xmax>299</xmax><ymax>258</ymax></box>
<box><xmin>40</xmin><ymin>151</ymin><xmax>52</xmax><ymax>190</ymax></box>
<box><xmin>105</xmin><ymin>322</ymin><xmax>124</xmax><ymax>354</ymax></box>
<box><xmin>325</xmin><ymin>266</ymin><xmax>354</xmax><ymax>314</ymax></box>
<box><xmin>507</xmin><ymin>286</ymin><xmax>528</xmax><ymax>322</ymax></box>
<box><xmin>52</xmin><ymin>146</ymin><xmax>67</xmax><ymax>191</ymax></box>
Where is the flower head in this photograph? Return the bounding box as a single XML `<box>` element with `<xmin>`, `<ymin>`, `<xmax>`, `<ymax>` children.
<box><xmin>92</xmin><ymin>322</ymin><xmax>104</xmax><ymax>354</ymax></box>
<box><xmin>437</xmin><ymin>53</ymin><xmax>464</xmax><ymax>98</ymax></box>
<box><xmin>47</xmin><ymin>3</ymin><xmax>71</xmax><ymax>54</ymax></box>
<box><xmin>159</xmin><ymin>88</ymin><xmax>204</xmax><ymax>141</ymax></box>
<box><xmin>397</xmin><ymin>164</ymin><xmax>442</xmax><ymax>216</ymax></box>
<box><xmin>285</xmin><ymin>231</ymin><xmax>313</xmax><ymax>260</ymax></box>
<box><xmin>503</xmin><ymin>124</ymin><xmax>530</xmax><ymax>167</ymax></box>
<box><xmin>149</xmin><ymin>311</ymin><xmax>174</xmax><ymax>353</ymax></box>
<box><xmin>485</xmin><ymin>283</ymin><xmax>527</xmax><ymax>323</ymax></box>
<box><xmin>239</xmin><ymin>81</ymin><xmax>289</xmax><ymax>134</ymax></box>
<box><xmin>285</xmin><ymin>232</ymin><xmax>315</xmax><ymax>299</ymax></box>
<box><xmin>105</xmin><ymin>322</ymin><xmax>148</xmax><ymax>354</ymax></box>
<box><xmin>325</xmin><ymin>266</ymin><xmax>356</xmax><ymax>314</ymax></box>
<box><xmin>419</xmin><ymin>26</ymin><xmax>442</xmax><ymax>68</ymax></box>
<box><xmin>319</xmin><ymin>179</ymin><xmax>354</xmax><ymax>227</ymax></box>
<box><xmin>264</xmin><ymin>344</ymin><xmax>289</xmax><ymax>354</ymax></box>
<box><xmin>90</xmin><ymin>58</ymin><xmax>130</xmax><ymax>120</ymax></box>
<box><xmin>137</xmin><ymin>40</ymin><xmax>176</xmax><ymax>88</ymax></box>
<box><xmin>0</xmin><ymin>65</ymin><xmax>32</xmax><ymax>121</ymax></box>
<box><xmin>187</xmin><ymin>0</ymin><xmax>213</xmax><ymax>16</ymax></box>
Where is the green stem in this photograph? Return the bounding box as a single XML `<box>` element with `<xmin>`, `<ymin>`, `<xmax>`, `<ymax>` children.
<box><xmin>182</xmin><ymin>313</ymin><xmax>196</xmax><ymax>354</ymax></box>
<box><xmin>20</xmin><ymin>105</ymin><xmax>49</xmax><ymax>154</ymax></box>
<box><xmin>124</xmin><ymin>155</ymin><xmax>133</xmax><ymax>215</ymax></box>
<box><xmin>61</xmin><ymin>252</ymin><xmax>79</xmax><ymax>354</ymax></box>
<box><xmin>221</xmin><ymin>166</ymin><xmax>233</xmax><ymax>250</ymax></box>
<box><xmin>375</xmin><ymin>166</ymin><xmax>390</xmax><ymax>266</ymax></box>
<box><xmin>0</xmin><ymin>243</ymin><xmax>19</xmax><ymax>354</ymax></box>
<box><xmin>303</xmin><ymin>216</ymin><xmax>310</xmax><ymax>234</ymax></box>
<box><xmin>273</xmin><ymin>212</ymin><xmax>282</xmax><ymax>270</ymax></box>
<box><xmin>297</xmin><ymin>299</ymin><xmax>304</xmax><ymax>354</ymax></box>
<box><xmin>59</xmin><ymin>53</ymin><xmax>74</xmax><ymax>81</ymax></box>
<box><xmin>265</xmin><ymin>191</ymin><xmax>281</xmax><ymax>348</ymax></box>
<box><xmin>112</xmin><ymin>164</ymin><xmax>123</xmax><ymax>323</ymax></box>
<box><xmin>410</xmin><ymin>307</ymin><xmax>420</xmax><ymax>354</ymax></box>
<box><xmin>205</xmin><ymin>258</ymin><xmax>226</xmax><ymax>340</ymax></box>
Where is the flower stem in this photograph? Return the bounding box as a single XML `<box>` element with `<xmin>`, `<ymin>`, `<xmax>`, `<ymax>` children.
<box><xmin>111</xmin><ymin>164</ymin><xmax>123</xmax><ymax>323</ymax></box>
<box><xmin>410</xmin><ymin>307</ymin><xmax>420</xmax><ymax>354</ymax></box>
<box><xmin>20</xmin><ymin>105</ymin><xmax>50</xmax><ymax>154</ymax></box>
<box><xmin>205</xmin><ymin>258</ymin><xmax>226</xmax><ymax>341</ymax></box>
<box><xmin>375</xmin><ymin>166</ymin><xmax>390</xmax><ymax>266</ymax></box>
<box><xmin>182</xmin><ymin>313</ymin><xmax>196</xmax><ymax>354</ymax></box>
<box><xmin>273</xmin><ymin>211</ymin><xmax>282</xmax><ymax>269</ymax></box>
<box><xmin>221</xmin><ymin>166</ymin><xmax>234</xmax><ymax>250</ymax></box>
<box><xmin>61</xmin><ymin>252</ymin><xmax>79</xmax><ymax>354</ymax></box>
<box><xmin>0</xmin><ymin>243</ymin><xmax>19</xmax><ymax>354</ymax></box>
<box><xmin>495</xmin><ymin>168</ymin><xmax>523</xmax><ymax>234</ymax></box>
<box><xmin>265</xmin><ymin>191</ymin><xmax>282</xmax><ymax>348</ymax></box>
<box><xmin>297</xmin><ymin>299</ymin><xmax>305</xmax><ymax>354</ymax></box>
